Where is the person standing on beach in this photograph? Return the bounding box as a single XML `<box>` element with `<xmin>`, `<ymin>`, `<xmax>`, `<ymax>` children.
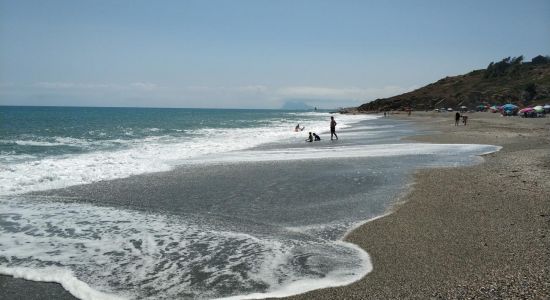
<box><xmin>330</xmin><ymin>116</ymin><xmax>338</xmax><ymax>140</ymax></box>
<box><xmin>455</xmin><ymin>112</ymin><xmax>461</xmax><ymax>126</ymax></box>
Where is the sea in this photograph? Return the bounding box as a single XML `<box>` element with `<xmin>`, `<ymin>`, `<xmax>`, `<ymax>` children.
<box><xmin>0</xmin><ymin>106</ymin><xmax>500</xmax><ymax>300</ymax></box>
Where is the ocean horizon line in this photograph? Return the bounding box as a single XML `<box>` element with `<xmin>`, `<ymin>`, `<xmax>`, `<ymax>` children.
<box><xmin>0</xmin><ymin>104</ymin><xmax>335</xmax><ymax>111</ymax></box>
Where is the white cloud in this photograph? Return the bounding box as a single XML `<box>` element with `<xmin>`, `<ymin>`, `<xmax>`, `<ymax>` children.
<box><xmin>276</xmin><ymin>85</ymin><xmax>416</xmax><ymax>101</ymax></box>
<box><xmin>4</xmin><ymin>81</ymin><xmax>414</xmax><ymax>108</ymax></box>
<box><xmin>28</xmin><ymin>82</ymin><xmax>412</xmax><ymax>102</ymax></box>
<box><xmin>129</xmin><ymin>82</ymin><xmax>158</xmax><ymax>91</ymax></box>
<box><xmin>233</xmin><ymin>85</ymin><xmax>269</xmax><ymax>93</ymax></box>
<box><xmin>32</xmin><ymin>81</ymin><xmax>159</xmax><ymax>91</ymax></box>
<box><xmin>180</xmin><ymin>85</ymin><xmax>268</xmax><ymax>94</ymax></box>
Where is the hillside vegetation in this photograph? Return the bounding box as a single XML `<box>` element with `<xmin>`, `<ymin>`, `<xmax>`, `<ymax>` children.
<box><xmin>358</xmin><ymin>55</ymin><xmax>550</xmax><ymax>111</ymax></box>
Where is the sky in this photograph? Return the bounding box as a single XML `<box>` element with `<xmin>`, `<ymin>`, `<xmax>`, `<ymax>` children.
<box><xmin>1</xmin><ymin>0</ymin><xmax>549</xmax><ymax>109</ymax></box>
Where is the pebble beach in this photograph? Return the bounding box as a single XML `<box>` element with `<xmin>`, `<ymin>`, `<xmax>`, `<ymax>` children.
<box><xmin>285</xmin><ymin>111</ymin><xmax>550</xmax><ymax>299</ymax></box>
<box><xmin>1</xmin><ymin>111</ymin><xmax>549</xmax><ymax>299</ymax></box>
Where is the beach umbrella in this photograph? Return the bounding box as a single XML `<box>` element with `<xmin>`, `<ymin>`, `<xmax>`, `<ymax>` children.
<box><xmin>534</xmin><ymin>105</ymin><xmax>544</xmax><ymax>112</ymax></box>
<box><xmin>519</xmin><ymin>107</ymin><xmax>534</xmax><ymax>113</ymax></box>
<box><xmin>460</xmin><ymin>105</ymin><xmax>467</xmax><ymax>109</ymax></box>
<box><xmin>544</xmin><ymin>104</ymin><xmax>550</xmax><ymax>109</ymax></box>
<box><xmin>501</xmin><ymin>104</ymin><xmax>518</xmax><ymax>111</ymax></box>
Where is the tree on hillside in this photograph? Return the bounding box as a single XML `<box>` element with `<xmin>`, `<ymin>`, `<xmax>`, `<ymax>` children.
<box><xmin>531</xmin><ymin>55</ymin><xmax>550</xmax><ymax>64</ymax></box>
<box><xmin>512</xmin><ymin>55</ymin><xmax>523</xmax><ymax>64</ymax></box>
<box><xmin>484</xmin><ymin>56</ymin><xmax>524</xmax><ymax>78</ymax></box>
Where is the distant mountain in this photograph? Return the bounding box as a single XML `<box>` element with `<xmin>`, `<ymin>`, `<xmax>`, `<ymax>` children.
<box><xmin>358</xmin><ymin>55</ymin><xmax>550</xmax><ymax>111</ymax></box>
<box><xmin>280</xmin><ymin>100</ymin><xmax>313</xmax><ymax>110</ymax></box>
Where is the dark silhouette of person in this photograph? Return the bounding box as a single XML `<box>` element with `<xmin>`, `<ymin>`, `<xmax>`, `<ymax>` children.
<box><xmin>455</xmin><ymin>112</ymin><xmax>461</xmax><ymax>126</ymax></box>
<box><xmin>313</xmin><ymin>133</ymin><xmax>321</xmax><ymax>141</ymax></box>
<box><xmin>306</xmin><ymin>132</ymin><xmax>313</xmax><ymax>142</ymax></box>
<box><xmin>330</xmin><ymin>116</ymin><xmax>338</xmax><ymax>140</ymax></box>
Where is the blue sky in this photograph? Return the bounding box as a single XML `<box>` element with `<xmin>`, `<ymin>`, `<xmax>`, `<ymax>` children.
<box><xmin>1</xmin><ymin>0</ymin><xmax>549</xmax><ymax>109</ymax></box>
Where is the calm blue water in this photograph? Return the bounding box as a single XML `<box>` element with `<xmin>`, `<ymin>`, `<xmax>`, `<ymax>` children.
<box><xmin>0</xmin><ymin>106</ymin><xmax>499</xmax><ymax>300</ymax></box>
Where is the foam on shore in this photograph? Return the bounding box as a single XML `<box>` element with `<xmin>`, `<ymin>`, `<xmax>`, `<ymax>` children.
<box><xmin>0</xmin><ymin>114</ymin><xmax>504</xmax><ymax>299</ymax></box>
<box><xmin>187</xmin><ymin>143</ymin><xmax>502</xmax><ymax>164</ymax></box>
<box><xmin>216</xmin><ymin>241</ymin><xmax>372</xmax><ymax>300</ymax></box>
<box><xmin>0</xmin><ymin>195</ymin><xmax>371</xmax><ymax>300</ymax></box>
<box><xmin>0</xmin><ymin>266</ymin><xmax>125</xmax><ymax>300</ymax></box>
<box><xmin>0</xmin><ymin>113</ymin><xmax>373</xmax><ymax>196</ymax></box>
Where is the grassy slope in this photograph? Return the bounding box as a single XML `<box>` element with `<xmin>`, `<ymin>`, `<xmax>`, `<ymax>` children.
<box><xmin>358</xmin><ymin>63</ymin><xmax>550</xmax><ymax>111</ymax></box>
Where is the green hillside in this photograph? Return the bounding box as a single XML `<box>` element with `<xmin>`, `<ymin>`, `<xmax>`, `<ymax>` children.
<box><xmin>358</xmin><ymin>55</ymin><xmax>550</xmax><ymax>111</ymax></box>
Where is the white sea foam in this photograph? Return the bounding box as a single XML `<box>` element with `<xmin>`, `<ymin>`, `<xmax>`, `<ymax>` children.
<box><xmin>0</xmin><ymin>113</ymin><xmax>505</xmax><ymax>300</ymax></box>
<box><xmin>0</xmin><ymin>197</ymin><xmax>369</xmax><ymax>299</ymax></box>
<box><xmin>0</xmin><ymin>266</ymin><xmax>125</xmax><ymax>300</ymax></box>
<box><xmin>0</xmin><ymin>137</ymin><xmax>99</xmax><ymax>148</ymax></box>
<box><xmin>216</xmin><ymin>241</ymin><xmax>371</xmax><ymax>300</ymax></box>
<box><xmin>0</xmin><ymin>113</ymin><xmax>373</xmax><ymax>196</ymax></box>
<box><xmin>187</xmin><ymin>143</ymin><xmax>502</xmax><ymax>164</ymax></box>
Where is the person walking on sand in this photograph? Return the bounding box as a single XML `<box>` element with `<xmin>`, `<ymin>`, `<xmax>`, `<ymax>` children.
<box><xmin>330</xmin><ymin>116</ymin><xmax>338</xmax><ymax>140</ymax></box>
<box><xmin>455</xmin><ymin>112</ymin><xmax>461</xmax><ymax>126</ymax></box>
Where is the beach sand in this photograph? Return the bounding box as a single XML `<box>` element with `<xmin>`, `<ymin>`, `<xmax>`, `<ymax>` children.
<box><xmin>2</xmin><ymin>112</ymin><xmax>549</xmax><ymax>299</ymax></box>
<box><xmin>285</xmin><ymin>112</ymin><xmax>550</xmax><ymax>299</ymax></box>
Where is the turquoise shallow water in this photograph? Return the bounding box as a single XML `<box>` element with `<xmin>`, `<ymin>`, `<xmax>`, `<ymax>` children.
<box><xmin>1</xmin><ymin>106</ymin><xmax>324</xmax><ymax>159</ymax></box>
<box><xmin>0</xmin><ymin>106</ymin><xmax>343</xmax><ymax>195</ymax></box>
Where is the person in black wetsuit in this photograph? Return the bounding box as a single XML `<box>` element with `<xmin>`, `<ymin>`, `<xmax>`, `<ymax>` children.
<box><xmin>313</xmin><ymin>133</ymin><xmax>321</xmax><ymax>141</ymax></box>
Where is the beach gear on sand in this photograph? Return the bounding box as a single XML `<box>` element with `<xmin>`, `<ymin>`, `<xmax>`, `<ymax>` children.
<box><xmin>501</xmin><ymin>104</ymin><xmax>518</xmax><ymax>111</ymax></box>
<box><xmin>519</xmin><ymin>107</ymin><xmax>534</xmax><ymax>113</ymax></box>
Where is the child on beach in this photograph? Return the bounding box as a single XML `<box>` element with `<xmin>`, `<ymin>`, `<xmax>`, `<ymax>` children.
<box><xmin>306</xmin><ymin>132</ymin><xmax>313</xmax><ymax>142</ymax></box>
<box><xmin>313</xmin><ymin>133</ymin><xmax>321</xmax><ymax>141</ymax></box>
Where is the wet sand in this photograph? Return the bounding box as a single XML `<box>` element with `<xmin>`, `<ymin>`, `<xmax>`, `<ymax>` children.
<box><xmin>285</xmin><ymin>111</ymin><xmax>550</xmax><ymax>299</ymax></box>
<box><xmin>2</xmin><ymin>112</ymin><xmax>549</xmax><ymax>299</ymax></box>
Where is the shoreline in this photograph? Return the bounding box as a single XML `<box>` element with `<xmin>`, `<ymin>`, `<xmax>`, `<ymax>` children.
<box><xmin>284</xmin><ymin>111</ymin><xmax>550</xmax><ymax>299</ymax></box>
<box><xmin>2</xmin><ymin>112</ymin><xmax>549</xmax><ymax>299</ymax></box>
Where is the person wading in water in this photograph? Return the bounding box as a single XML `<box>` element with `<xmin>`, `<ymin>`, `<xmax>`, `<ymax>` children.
<box><xmin>330</xmin><ymin>116</ymin><xmax>338</xmax><ymax>140</ymax></box>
